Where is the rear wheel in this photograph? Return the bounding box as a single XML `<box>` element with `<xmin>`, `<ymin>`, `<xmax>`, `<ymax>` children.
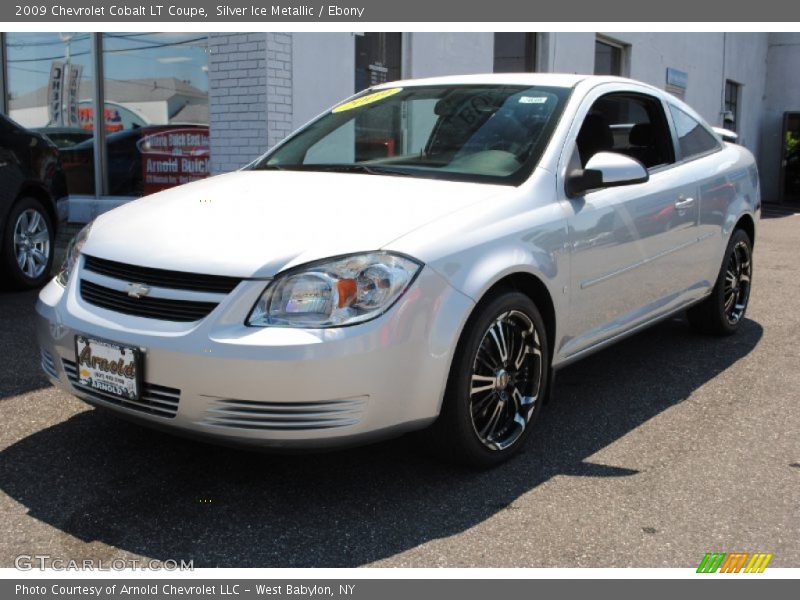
<box><xmin>687</xmin><ymin>228</ymin><xmax>752</xmax><ymax>335</ymax></box>
<box><xmin>428</xmin><ymin>291</ymin><xmax>549</xmax><ymax>468</ymax></box>
<box><xmin>1</xmin><ymin>196</ymin><xmax>55</xmax><ymax>290</ymax></box>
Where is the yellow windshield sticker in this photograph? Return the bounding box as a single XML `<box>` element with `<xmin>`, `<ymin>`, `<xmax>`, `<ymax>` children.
<box><xmin>332</xmin><ymin>88</ymin><xmax>403</xmax><ymax>113</ymax></box>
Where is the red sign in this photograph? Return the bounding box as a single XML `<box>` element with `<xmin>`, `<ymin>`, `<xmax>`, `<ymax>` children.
<box><xmin>78</xmin><ymin>106</ymin><xmax>125</xmax><ymax>133</ymax></box>
<box><xmin>137</xmin><ymin>128</ymin><xmax>210</xmax><ymax>195</ymax></box>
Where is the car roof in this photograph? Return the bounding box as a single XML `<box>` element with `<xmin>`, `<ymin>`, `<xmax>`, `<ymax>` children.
<box><xmin>372</xmin><ymin>73</ymin><xmax>644</xmax><ymax>90</ymax></box>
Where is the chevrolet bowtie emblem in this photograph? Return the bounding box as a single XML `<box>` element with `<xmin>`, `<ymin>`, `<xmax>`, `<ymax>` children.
<box><xmin>126</xmin><ymin>282</ymin><xmax>151</xmax><ymax>299</ymax></box>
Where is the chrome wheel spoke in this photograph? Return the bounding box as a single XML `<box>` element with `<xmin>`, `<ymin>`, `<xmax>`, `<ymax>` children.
<box><xmin>472</xmin><ymin>392</ymin><xmax>496</xmax><ymax>416</ymax></box>
<box><xmin>723</xmin><ymin>240</ymin><xmax>752</xmax><ymax>325</ymax></box>
<box><xmin>29</xmin><ymin>230</ymin><xmax>49</xmax><ymax>245</ymax></box>
<box><xmin>479</xmin><ymin>398</ymin><xmax>505</xmax><ymax>440</ymax></box>
<box><xmin>488</xmin><ymin>321</ymin><xmax>509</xmax><ymax>364</ymax></box>
<box><xmin>31</xmin><ymin>249</ymin><xmax>47</xmax><ymax>265</ymax></box>
<box><xmin>16</xmin><ymin>213</ymin><xmax>29</xmax><ymax>233</ymax></box>
<box><xmin>26</xmin><ymin>211</ymin><xmax>41</xmax><ymax>233</ymax></box>
<box><xmin>469</xmin><ymin>309</ymin><xmax>544</xmax><ymax>451</ymax></box>
<box><xmin>723</xmin><ymin>291</ymin><xmax>735</xmax><ymax>311</ymax></box>
<box><xmin>471</xmin><ymin>373</ymin><xmax>496</xmax><ymax>396</ymax></box>
<box><xmin>25</xmin><ymin>255</ymin><xmax>36</xmax><ymax>277</ymax></box>
<box><xmin>12</xmin><ymin>209</ymin><xmax>49</xmax><ymax>279</ymax></box>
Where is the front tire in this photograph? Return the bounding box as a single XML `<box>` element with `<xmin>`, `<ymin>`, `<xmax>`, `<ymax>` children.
<box><xmin>1</xmin><ymin>196</ymin><xmax>55</xmax><ymax>290</ymax></box>
<box><xmin>428</xmin><ymin>290</ymin><xmax>549</xmax><ymax>468</ymax></box>
<box><xmin>687</xmin><ymin>228</ymin><xmax>753</xmax><ymax>336</ymax></box>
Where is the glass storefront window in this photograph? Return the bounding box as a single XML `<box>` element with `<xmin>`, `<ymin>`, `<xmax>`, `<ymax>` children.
<box><xmin>99</xmin><ymin>33</ymin><xmax>209</xmax><ymax>197</ymax></box>
<box><xmin>5</xmin><ymin>33</ymin><xmax>96</xmax><ymax>187</ymax></box>
<box><xmin>3</xmin><ymin>33</ymin><xmax>209</xmax><ymax>199</ymax></box>
<box><xmin>493</xmin><ymin>33</ymin><xmax>536</xmax><ymax>73</ymax></box>
<box><xmin>355</xmin><ymin>33</ymin><xmax>402</xmax><ymax>92</ymax></box>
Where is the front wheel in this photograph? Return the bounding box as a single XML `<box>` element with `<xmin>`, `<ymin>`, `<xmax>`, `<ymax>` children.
<box><xmin>1</xmin><ymin>196</ymin><xmax>55</xmax><ymax>290</ymax></box>
<box><xmin>427</xmin><ymin>291</ymin><xmax>549</xmax><ymax>468</ymax></box>
<box><xmin>687</xmin><ymin>228</ymin><xmax>753</xmax><ymax>335</ymax></box>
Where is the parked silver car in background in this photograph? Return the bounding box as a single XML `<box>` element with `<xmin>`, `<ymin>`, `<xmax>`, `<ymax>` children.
<box><xmin>36</xmin><ymin>74</ymin><xmax>759</xmax><ymax>467</ymax></box>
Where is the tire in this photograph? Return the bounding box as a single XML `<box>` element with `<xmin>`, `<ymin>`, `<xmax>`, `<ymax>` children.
<box><xmin>426</xmin><ymin>290</ymin><xmax>550</xmax><ymax>468</ymax></box>
<box><xmin>0</xmin><ymin>196</ymin><xmax>55</xmax><ymax>290</ymax></box>
<box><xmin>687</xmin><ymin>228</ymin><xmax>753</xmax><ymax>336</ymax></box>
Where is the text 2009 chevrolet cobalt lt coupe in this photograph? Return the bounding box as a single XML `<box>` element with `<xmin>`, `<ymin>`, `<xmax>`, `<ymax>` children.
<box><xmin>37</xmin><ymin>74</ymin><xmax>759</xmax><ymax>467</ymax></box>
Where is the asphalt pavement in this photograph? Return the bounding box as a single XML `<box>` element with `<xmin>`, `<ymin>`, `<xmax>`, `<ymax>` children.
<box><xmin>0</xmin><ymin>212</ymin><xmax>798</xmax><ymax>568</ymax></box>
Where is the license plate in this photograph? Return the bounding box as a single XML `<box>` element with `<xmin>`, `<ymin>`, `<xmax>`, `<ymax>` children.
<box><xmin>74</xmin><ymin>335</ymin><xmax>141</xmax><ymax>401</ymax></box>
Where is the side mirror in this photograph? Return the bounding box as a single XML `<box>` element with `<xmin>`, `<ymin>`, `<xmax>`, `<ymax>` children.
<box><xmin>566</xmin><ymin>151</ymin><xmax>649</xmax><ymax>197</ymax></box>
<box><xmin>713</xmin><ymin>126</ymin><xmax>738</xmax><ymax>143</ymax></box>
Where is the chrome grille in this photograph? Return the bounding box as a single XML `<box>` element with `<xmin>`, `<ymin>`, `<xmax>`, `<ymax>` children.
<box><xmin>62</xmin><ymin>358</ymin><xmax>180</xmax><ymax>418</ymax></box>
<box><xmin>80</xmin><ymin>280</ymin><xmax>218</xmax><ymax>322</ymax></box>
<box><xmin>40</xmin><ymin>349</ymin><xmax>58</xmax><ymax>379</ymax></box>
<box><xmin>200</xmin><ymin>396</ymin><xmax>367</xmax><ymax>431</ymax></box>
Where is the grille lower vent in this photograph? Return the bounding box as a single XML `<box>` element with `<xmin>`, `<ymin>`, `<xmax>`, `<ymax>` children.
<box><xmin>200</xmin><ymin>397</ymin><xmax>367</xmax><ymax>431</ymax></box>
<box><xmin>80</xmin><ymin>280</ymin><xmax>218</xmax><ymax>322</ymax></box>
<box><xmin>63</xmin><ymin>358</ymin><xmax>180</xmax><ymax>418</ymax></box>
<box><xmin>40</xmin><ymin>349</ymin><xmax>58</xmax><ymax>379</ymax></box>
<box><xmin>83</xmin><ymin>255</ymin><xmax>242</xmax><ymax>294</ymax></box>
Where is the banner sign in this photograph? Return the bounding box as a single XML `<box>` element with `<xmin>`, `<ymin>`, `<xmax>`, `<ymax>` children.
<box><xmin>137</xmin><ymin>127</ymin><xmax>210</xmax><ymax>194</ymax></box>
<box><xmin>47</xmin><ymin>62</ymin><xmax>82</xmax><ymax>127</ymax></box>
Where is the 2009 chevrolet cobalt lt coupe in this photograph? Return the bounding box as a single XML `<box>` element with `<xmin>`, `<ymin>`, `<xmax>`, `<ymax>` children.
<box><xmin>37</xmin><ymin>74</ymin><xmax>759</xmax><ymax>466</ymax></box>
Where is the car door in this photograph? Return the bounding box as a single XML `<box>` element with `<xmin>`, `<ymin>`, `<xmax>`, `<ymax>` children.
<box><xmin>665</xmin><ymin>102</ymin><xmax>733</xmax><ymax>287</ymax></box>
<box><xmin>0</xmin><ymin>116</ymin><xmax>27</xmax><ymax>226</ymax></box>
<box><xmin>557</xmin><ymin>87</ymin><xmax>701</xmax><ymax>359</ymax></box>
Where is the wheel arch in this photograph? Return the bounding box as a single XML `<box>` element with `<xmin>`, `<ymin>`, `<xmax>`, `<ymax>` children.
<box><xmin>734</xmin><ymin>212</ymin><xmax>756</xmax><ymax>246</ymax></box>
<box><xmin>15</xmin><ymin>183</ymin><xmax>58</xmax><ymax>235</ymax></box>
<box><xmin>463</xmin><ymin>270</ymin><xmax>558</xmax><ymax>372</ymax></box>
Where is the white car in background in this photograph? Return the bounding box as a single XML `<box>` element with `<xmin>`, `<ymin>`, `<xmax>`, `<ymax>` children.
<box><xmin>37</xmin><ymin>74</ymin><xmax>759</xmax><ymax>467</ymax></box>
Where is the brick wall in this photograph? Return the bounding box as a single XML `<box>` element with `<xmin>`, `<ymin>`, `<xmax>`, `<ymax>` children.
<box><xmin>209</xmin><ymin>33</ymin><xmax>293</xmax><ymax>176</ymax></box>
<box><xmin>266</xmin><ymin>33</ymin><xmax>293</xmax><ymax>149</ymax></box>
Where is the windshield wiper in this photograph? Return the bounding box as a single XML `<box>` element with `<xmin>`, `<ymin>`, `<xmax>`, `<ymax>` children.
<box><xmin>316</xmin><ymin>164</ymin><xmax>413</xmax><ymax>176</ymax></box>
<box><xmin>255</xmin><ymin>163</ymin><xmax>412</xmax><ymax>176</ymax></box>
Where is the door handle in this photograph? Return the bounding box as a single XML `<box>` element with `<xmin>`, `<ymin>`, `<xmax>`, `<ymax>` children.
<box><xmin>675</xmin><ymin>197</ymin><xmax>695</xmax><ymax>209</ymax></box>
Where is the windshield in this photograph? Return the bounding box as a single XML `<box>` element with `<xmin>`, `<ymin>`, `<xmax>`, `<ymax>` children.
<box><xmin>252</xmin><ymin>84</ymin><xmax>571</xmax><ymax>185</ymax></box>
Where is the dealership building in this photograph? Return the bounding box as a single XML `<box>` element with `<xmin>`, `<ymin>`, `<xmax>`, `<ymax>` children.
<box><xmin>0</xmin><ymin>31</ymin><xmax>798</xmax><ymax>221</ymax></box>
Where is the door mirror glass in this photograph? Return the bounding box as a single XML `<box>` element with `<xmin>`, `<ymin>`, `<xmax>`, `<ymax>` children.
<box><xmin>566</xmin><ymin>151</ymin><xmax>648</xmax><ymax>197</ymax></box>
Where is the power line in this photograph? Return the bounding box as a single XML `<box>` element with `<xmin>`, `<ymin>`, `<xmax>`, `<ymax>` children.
<box><xmin>7</xmin><ymin>36</ymin><xmax>208</xmax><ymax>63</ymax></box>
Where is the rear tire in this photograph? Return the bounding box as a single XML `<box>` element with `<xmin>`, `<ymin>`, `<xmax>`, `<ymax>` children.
<box><xmin>426</xmin><ymin>290</ymin><xmax>550</xmax><ymax>468</ymax></box>
<box><xmin>687</xmin><ymin>228</ymin><xmax>752</xmax><ymax>336</ymax></box>
<box><xmin>1</xmin><ymin>196</ymin><xmax>55</xmax><ymax>290</ymax></box>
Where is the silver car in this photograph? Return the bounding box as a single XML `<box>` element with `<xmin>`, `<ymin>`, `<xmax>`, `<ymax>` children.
<box><xmin>36</xmin><ymin>74</ymin><xmax>759</xmax><ymax>467</ymax></box>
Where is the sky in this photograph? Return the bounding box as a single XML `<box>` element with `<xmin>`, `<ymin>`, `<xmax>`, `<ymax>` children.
<box><xmin>5</xmin><ymin>32</ymin><xmax>209</xmax><ymax>100</ymax></box>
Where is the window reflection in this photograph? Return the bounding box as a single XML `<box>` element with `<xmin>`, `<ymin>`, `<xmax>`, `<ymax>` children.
<box><xmin>5</xmin><ymin>32</ymin><xmax>96</xmax><ymax>188</ymax></box>
<box><xmin>3</xmin><ymin>33</ymin><xmax>209</xmax><ymax>197</ymax></box>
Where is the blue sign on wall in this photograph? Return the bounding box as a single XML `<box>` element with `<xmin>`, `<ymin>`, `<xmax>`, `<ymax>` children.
<box><xmin>666</xmin><ymin>67</ymin><xmax>689</xmax><ymax>90</ymax></box>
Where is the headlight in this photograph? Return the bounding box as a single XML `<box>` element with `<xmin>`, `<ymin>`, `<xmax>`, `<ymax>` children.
<box><xmin>55</xmin><ymin>221</ymin><xmax>93</xmax><ymax>286</ymax></box>
<box><xmin>247</xmin><ymin>252</ymin><xmax>422</xmax><ymax>328</ymax></box>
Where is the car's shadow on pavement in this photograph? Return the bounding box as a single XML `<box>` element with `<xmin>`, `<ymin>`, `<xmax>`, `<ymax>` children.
<box><xmin>0</xmin><ymin>289</ymin><xmax>52</xmax><ymax>400</ymax></box>
<box><xmin>0</xmin><ymin>316</ymin><xmax>762</xmax><ymax>567</ymax></box>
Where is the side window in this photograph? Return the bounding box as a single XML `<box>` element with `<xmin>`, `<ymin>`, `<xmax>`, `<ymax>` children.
<box><xmin>668</xmin><ymin>104</ymin><xmax>721</xmax><ymax>160</ymax></box>
<box><xmin>574</xmin><ymin>93</ymin><xmax>675</xmax><ymax>170</ymax></box>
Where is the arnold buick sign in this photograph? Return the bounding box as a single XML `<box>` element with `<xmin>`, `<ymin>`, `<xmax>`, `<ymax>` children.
<box><xmin>137</xmin><ymin>128</ymin><xmax>210</xmax><ymax>194</ymax></box>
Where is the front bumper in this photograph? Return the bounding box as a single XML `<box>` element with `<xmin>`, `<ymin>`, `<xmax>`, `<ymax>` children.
<box><xmin>36</xmin><ymin>266</ymin><xmax>474</xmax><ymax>448</ymax></box>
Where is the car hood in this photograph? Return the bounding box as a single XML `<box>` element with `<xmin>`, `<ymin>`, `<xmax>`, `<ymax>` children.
<box><xmin>83</xmin><ymin>170</ymin><xmax>507</xmax><ymax>278</ymax></box>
